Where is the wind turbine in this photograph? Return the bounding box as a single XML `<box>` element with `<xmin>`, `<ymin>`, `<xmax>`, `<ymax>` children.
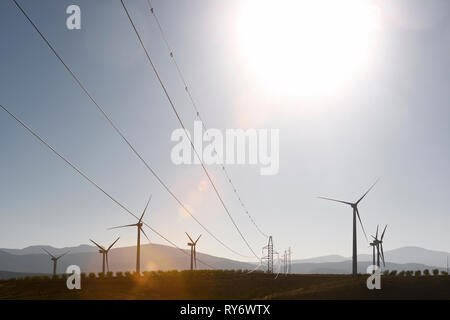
<box><xmin>319</xmin><ymin>179</ymin><xmax>378</xmax><ymax>275</ymax></box>
<box><xmin>186</xmin><ymin>232</ymin><xmax>201</xmax><ymax>271</ymax></box>
<box><xmin>42</xmin><ymin>248</ymin><xmax>69</xmax><ymax>276</ymax></box>
<box><xmin>369</xmin><ymin>225</ymin><xmax>379</xmax><ymax>271</ymax></box>
<box><xmin>109</xmin><ymin>195</ymin><xmax>152</xmax><ymax>275</ymax></box>
<box><xmin>90</xmin><ymin>237</ymin><xmax>120</xmax><ymax>275</ymax></box>
<box><xmin>372</xmin><ymin>224</ymin><xmax>387</xmax><ymax>268</ymax></box>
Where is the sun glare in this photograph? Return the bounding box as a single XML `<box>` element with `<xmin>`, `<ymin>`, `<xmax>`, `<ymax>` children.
<box><xmin>237</xmin><ymin>0</ymin><xmax>381</xmax><ymax>99</ymax></box>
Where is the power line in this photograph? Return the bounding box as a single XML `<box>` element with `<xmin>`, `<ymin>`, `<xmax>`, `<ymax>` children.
<box><xmin>11</xmin><ymin>0</ymin><xmax>250</xmax><ymax>259</ymax></box>
<box><xmin>0</xmin><ymin>102</ymin><xmax>215</xmax><ymax>270</ymax></box>
<box><xmin>146</xmin><ymin>0</ymin><xmax>268</xmax><ymax>239</ymax></box>
<box><xmin>120</xmin><ymin>0</ymin><xmax>260</xmax><ymax>260</ymax></box>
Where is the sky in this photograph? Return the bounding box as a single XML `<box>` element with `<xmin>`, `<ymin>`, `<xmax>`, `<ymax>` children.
<box><xmin>1</xmin><ymin>0</ymin><xmax>450</xmax><ymax>263</ymax></box>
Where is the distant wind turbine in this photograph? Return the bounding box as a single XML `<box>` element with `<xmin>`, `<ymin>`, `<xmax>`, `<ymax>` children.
<box><xmin>90</xmin><ymin>237</ymin><xmax>120</xmax><ymax>275</ymax></box>
<box><xmin>372</xmin><ymin>225</ymin><xmax>387</xmax><ymax>268</ymax></box>
<box><xmin>369</xmin><ymin>226</ymin><xmax>379</xmax><ymax>269</ymax></box>
<box><xmin>109</xmin><ymin>195</ymin><xmax>152</xmax><ymax>275</ymax></box>
<box><xmin>319</xmin><ymin>179</ymin><xmax>379</xmax><ymax>275</ymax></box>
<box><xmin>42</xmin><ymin>248</ymin><xmax>69</xmax><ymax>276</ymax></box>
<box><xmin>186</xmin><ymin>232</ymin><xmax>201</xmax><ymax>271</ymax></box>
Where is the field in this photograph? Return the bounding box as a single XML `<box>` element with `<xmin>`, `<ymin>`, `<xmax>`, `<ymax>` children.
<box><xmin>1</xmin><ymin>270</ymin><xmax>450</xmax><ymax>300</ymax></box>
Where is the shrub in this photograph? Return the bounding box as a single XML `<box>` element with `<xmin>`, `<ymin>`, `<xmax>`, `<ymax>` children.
<box><xmin>389</xmin><ymin>270</ymin><xmax>397</xmax><ymax>276</ymax></box>
<box><xmin>432</xmin><ymin>269</ymin><xmax>440</xmax><ymax>276</ymax></box>
<box><xmin>442</xmin><ymin>271</ymin><xmax>448</xmax><ymax>276</ymax></box>
<box><xmin>51</xmin><ymin>275</ymin><xmax>59</xmax><ymax>280</ymax></box>
<box><xmin>398</xmin><ymin>271</ymin><xmax>405</xmax><ymax>277</ymax></box>
<box><xmin>97</xmin><ymin>272</ymin><xmax>105</xmax><ymax>279</ymax></box>
<box><xmin>88</xmin><ymin>272</ymin><xmax>96</xmax><ymax>279</ymax></box>
<box><xmin>31</xmin><ymin>276</ymin><xmax>42</xmax><ymax>281</ymax></box>
<box><xmin>423</xmin><ymin>269</ymin><xmax>430</xmax><ymax>276</ymax></box>
<box><xmin>406</xmin><ymin>271</ymin><xmax>414</xmax><ymax>277</ymax></box>
<box><xmin>106</xmin><ymin>271</ymin><xmax>114</xmax><ymax>278</ymax></box>
<box><xmin>415</xmin><ymin>270</ymin><xmax>421</xmax><ymax>276</ymax></box>
<box><xmin>383</xmin><ymin>270</ymin><xmax>390</xmax><ymax>276</ymax></box>
<box><xmin>115</xmin><ymin>272</ymin><xmax>124</xmax><ymax>278</ymax></box>
<box><xmin>80</xmin><ymin>273</ymin><xmax>86</xmax><ymax>279</ymax></box>
<box><xmin>61</xmin><ymin>274</ymin><xmax>68</xmax><ymax>280</ymax></box>
<box><xmin>42</xmin><ymin>276</ymin><xmax>51</xmax><ymax>280</ymax></box>
<box><xmin>124</xmin><ymin>271</ymin><xmax>132</xmax><ymax>278</ymax></box>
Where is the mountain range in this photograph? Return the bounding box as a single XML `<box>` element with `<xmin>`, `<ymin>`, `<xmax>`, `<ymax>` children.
<box><xmin>0</xmin><ymin>244</ymin><xmax>448</xmax><ymax>279</ymax></box>
<box><xmin>294</xmin><ymin>246</ymin><xmax>450</xmax><ymax>268</ymax></box>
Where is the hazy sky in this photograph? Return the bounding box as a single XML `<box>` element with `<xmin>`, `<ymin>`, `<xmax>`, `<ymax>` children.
<box><xmin>1</xmin><ymin>0</ymin><xmax>450</xmax><ymax>263</ymax></box>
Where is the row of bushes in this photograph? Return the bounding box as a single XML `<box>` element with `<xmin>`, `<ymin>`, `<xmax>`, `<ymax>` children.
<box><xmin>14</xmin><ymin>271</ymin><xmax>140</xmax><ymax>281</ymax></box>
<box><xmin>12</xmin><ymin>269</ymin><xmax>258</xmax><ymax>281</ymax></box>
<box><xmin>10</xmin><ymin>269</ymin><xmax>448</xmax><ymax>281</ymax></box>
<box><xmin>383</xmin><ymin>269</ymin><xmax>448</xmax><ymax>276</ymax></box>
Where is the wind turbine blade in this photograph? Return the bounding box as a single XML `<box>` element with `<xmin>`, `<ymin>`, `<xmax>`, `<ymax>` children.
<box><xmin>90</xmin><ymin>239</ymin><xmax>105</xmax><ymax>251</ymax></box>
<box><xmin>139</xmin><ymin>194</ymin><xmax>152</xmax><ymax>222</ymax></box>
<box><xmin>108</xmin><ymin>223</ymin><xmax>138</xmax><ymax>230</ymax></box>
<box><xmin>41</xmin><ymin>248</ymin><xmax>56</xmax><ymax>259</ymax></box>
<box><xmin>56</xmin><ymin>251</ymin><xmax>70</xmax><ymax>259</ymax></box>
<box><xmin>318</xmin><ymin>197</ymin><xmax>353</xmax><ymax>206</ymax></box>
<box><xmin>375</xmin><ymin>225</ymin><xmax>379</xmax><ymax>239</ymax></box>
<box><xmin>140</xmin><ymin>227</ymin><xmax>151</xmax><ymax>243</ymax></box>
<box><xmin>356</xmin><ymin>208</ymin><xmax>368</xmax><ymax>242</ymax></box>
<box><xmin>381</xmin><ymin>225</ymin><xmax>388</xmax><ymax>240</ymax></box>
<box><xmin>194</xmin><ymin>234</ymin><xmax>202</xmax><ymax>244</ymax></box>
<box><xmin>185</xmin><ymin>232</ymin><xmax>194</xmax><ymax>243</ymax></box>
<box><xmin>107</xmin><ymin>237</ymin><xmax>120</xmax><ymax>251</ymax></box>
<box><xmin>356</xmin><ymin>178</ymin><xmax>379</xmax><ymax>204</ymax></box>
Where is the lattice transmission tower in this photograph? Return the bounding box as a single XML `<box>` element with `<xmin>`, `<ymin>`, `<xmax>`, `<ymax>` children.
<box><xmin>262</xmin><ymin>236</ymin><xmax>274</xmax><ymax>273</ymax></box>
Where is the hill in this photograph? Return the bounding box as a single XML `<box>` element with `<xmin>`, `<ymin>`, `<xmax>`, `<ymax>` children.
<box><xmin>0</xmin><ymin>244</ymin><xmax>448</xmax><ymax>278</ymax></box>
<box><xmin>0</xmin><ymin>243</ymin><xmax>253</xmax><ymax>275</ymax></box>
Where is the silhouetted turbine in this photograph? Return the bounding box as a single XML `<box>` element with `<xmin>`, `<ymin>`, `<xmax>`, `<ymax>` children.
<box><xmin>369</xmin><ymin>225</ymin><xmax>379</xmax><ymax>271</ymax></box>
<box><xmin>372</xmin><ymin>224</ymin><xmax>387</xmax><ymax>268</ymax></box>
<box><xmin>109</xmin><ymin>195</ymin><xmax>152</xmax><ymax>275</ymax></box>
<box><xmin>186</xmin><ymin>232</ymin><xmax>201</xmax><ymax>271</ymax></box>
<box><xmin>42</xmin><ymin>248</ymin><xmax>69</xmax><ymax>276</ymax></box>
<box><xmin>90</xmin><ymin>237</ymin><xmax>120</xmax><ymax>275</ymax></box>
<box><xmin>319</xmin><ymin>179</ymin><xmax>379</xmax><ymax>275</ymax></box>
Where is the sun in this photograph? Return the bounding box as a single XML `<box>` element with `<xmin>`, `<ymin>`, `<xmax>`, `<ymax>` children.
<box><xmin>236</xmin><ymin>0</ymin><xmax>381</xmax><ymax>99</ymax></box>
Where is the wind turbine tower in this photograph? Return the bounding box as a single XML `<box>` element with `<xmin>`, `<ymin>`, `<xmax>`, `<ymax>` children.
<box><xmin>90</xmin><ymin>237</ymin><xmax>120</xmax><ymax>275</ymax></box>
<box><xmin>371</xmin><ymin>225</ymin><xmax>387</xmax><ymax>268</ymax></box>
<box><xmin>288</xmin><ymin>247</ymin><xmax>292</xmax><ymax>274</ymax></box>
<box><xmin>42</xmin><ymin>248</ymin><xmax>69</xmax><ymax>276</ymax></box>
<box><xmin>186</xmin><ymin>232</ymin><xmax>201</xmax><ymax>271</ymax></box>
<box><xmin>319</xmin><ymin>179</ymin><xmax>378</xmax><ymax>275</ymax></box>
<box><xmin>109</xmin><ymin>195</ymin><xmax>152</xmax><ymax>275</ymax></box>
<box><xmin>369</xmin><ymin>225</ymin><xmax>379</xmax><ymax>272</ymax></box>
